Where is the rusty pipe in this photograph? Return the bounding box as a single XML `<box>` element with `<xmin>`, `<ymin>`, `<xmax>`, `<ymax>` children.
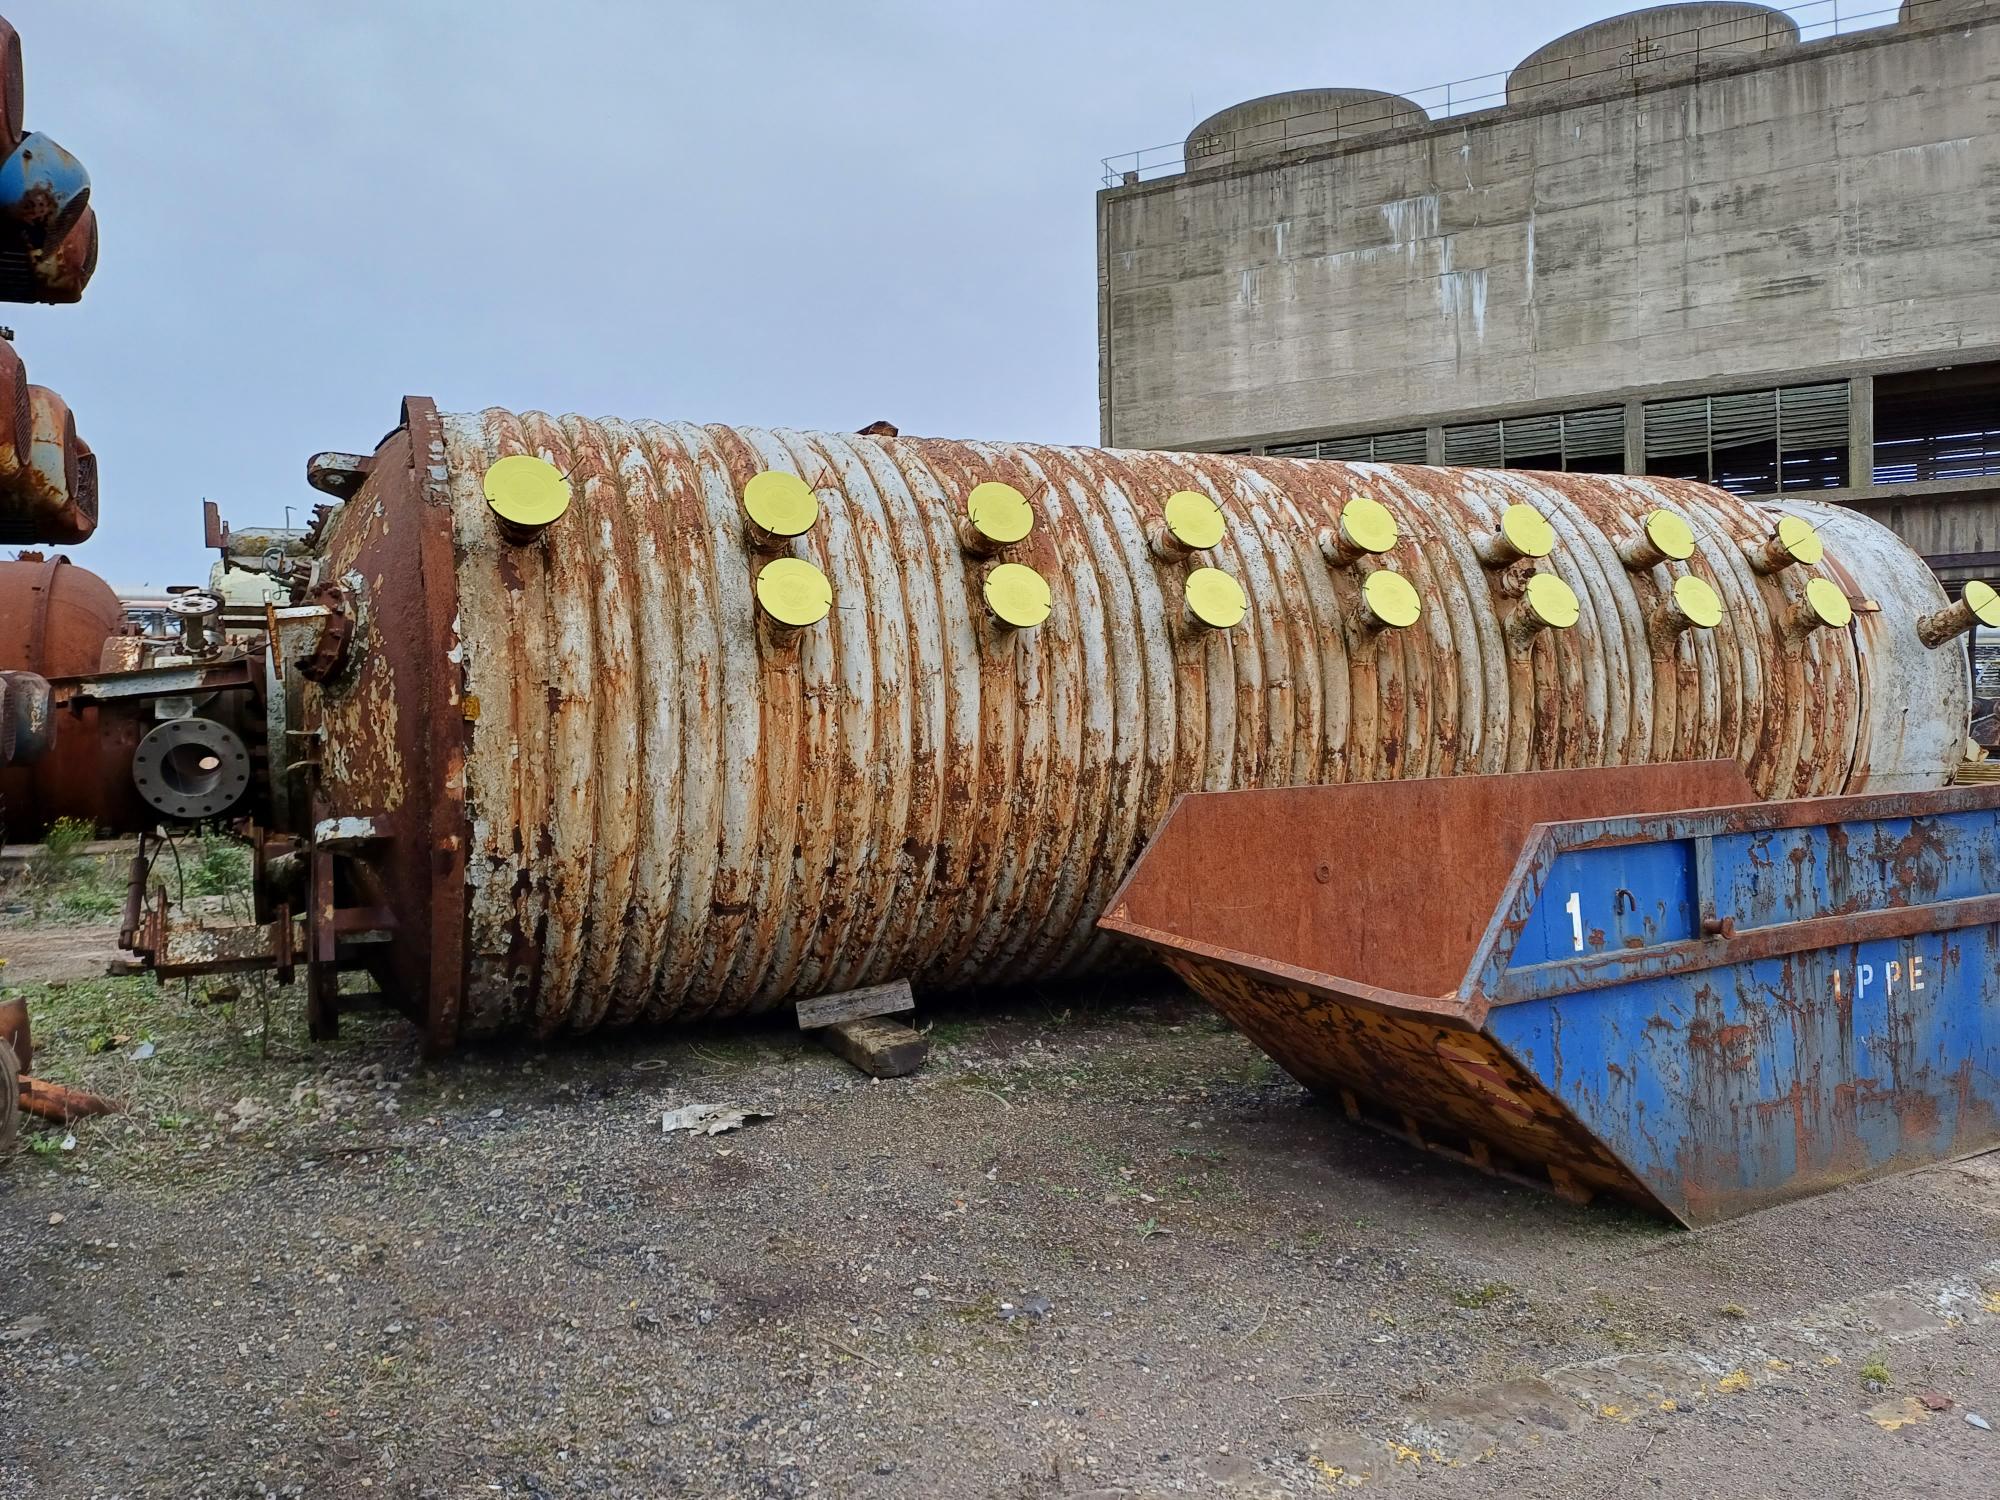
<box><xmin>18</xmin><ymin>1074</ymin><xmax>119</xmax><ymax>1123</ymax></box>
<box><xmin>1917</xmin><ymin>581</ymin><xmax>2000</xmax><ymax>649</ymax></box>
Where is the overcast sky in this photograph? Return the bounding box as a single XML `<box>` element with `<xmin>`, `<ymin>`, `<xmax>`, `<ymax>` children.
<box><xmin>10</xmin><ymin>0</ymin><xmax>1619</xmax><ymax>587</ymax></box>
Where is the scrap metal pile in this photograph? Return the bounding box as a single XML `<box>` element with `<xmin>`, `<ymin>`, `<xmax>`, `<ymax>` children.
<box><xmin>0</xmin><ymin>9</ymin><xmax>1997</xmax><ymax>1221</ymax></box>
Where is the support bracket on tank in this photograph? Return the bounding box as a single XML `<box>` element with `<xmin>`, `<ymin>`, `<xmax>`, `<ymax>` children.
<box><xmin>265</xmin><ymin>582</ymin><xmax>356</xmax><ymax>685</ymax></box>
<box><xmin>124</xmin><ymin>878</ymin><xmax>396</xmax><ymax>982</ymax></box>
<box><xmin>305</xmin><ymin>451</ymin><xmax>375</xmax><ymax>499</ymax></box>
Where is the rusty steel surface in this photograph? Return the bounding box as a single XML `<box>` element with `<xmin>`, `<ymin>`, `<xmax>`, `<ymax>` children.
<box><xmin>0</xmin><ymin>370</ymin><xmax>89</xmax><ymax>547</ymax></box>
<box><xmin>290</xmin><ymin>404</ymin><xmax>1961</xmax><ymax>1046</ymax></box>
<box><xmin>0</xmin><ymin>384</ymin><xmax>91</xmax><ymax>543</ymax></box>
<box><xmin>0</xmin><ymin>556</ymin><xmax>144</xmax><ymax>837</ymax></box>
<box><xmin>1769</xmin><ymin>497</ymin><xmax>1970</xmax><ymax>793</ymax></box>
<box><xmin>17</xmin><ymin>1073</ymin><xmax>118</xmax><ymax>1123</ymax></box>
<box><xmin>0</xmin><ymin>991</ymin><xmax>28</xmax><ymax>1073</ymax></box>
<box><xmin>0</xmin><ymin>1034</ymin><xmax>15</xmax><ymax>1156</ymax></box>
<box><xmin>1103</xmin><ymin>771</ymin><xmax>2000</xmax><ymax>1223</ymax></box>
<box><xmin>1099</xmin><ymin>762</ymin><xmax>1755</xmax><ymax>1004</ymax></box>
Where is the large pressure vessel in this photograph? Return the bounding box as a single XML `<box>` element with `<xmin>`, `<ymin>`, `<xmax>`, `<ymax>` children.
<box><xmin>0</xmin><ymin>554</ymin><xmax>144</xmax><ymax>838</ymax></box>
<box><xmin>297</xmin><ymin>399</ymin><xmax>1969</xmax><ymax>1047</ymax></box>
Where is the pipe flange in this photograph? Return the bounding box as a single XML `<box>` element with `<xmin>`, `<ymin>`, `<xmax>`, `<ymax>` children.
<box><xmin>298</xmin><ymin>581</ymin><xmax>356</xmax><ymax>684</ymax></box>
<box><xmin>133</xmin><ymin>717</ymin><xmax>252</xmax><ymax>822</ymax></box>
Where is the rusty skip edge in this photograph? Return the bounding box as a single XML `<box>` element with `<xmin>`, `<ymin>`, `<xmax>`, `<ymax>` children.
<box><xmin>1101</xmin><ymin>777</ymin><xmax>2000</xmax><ymax>1025</ymax></box>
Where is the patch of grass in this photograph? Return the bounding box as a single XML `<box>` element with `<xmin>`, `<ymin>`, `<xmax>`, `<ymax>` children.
<box><xmin>1859</xmin><ymin>1356</ymin><xmax>1892</xmax><ymax>1386</ymax></box>
<box><xmin>11</xmin><ymin>820</ymin><xmax>128</xmax><ymax>922</ymax></box>
<box><xmin>1450</xmin><ymin>1282</ymin><xmax>1515</xmax><ymax>1309</ymax></box>
<box><xmin>924</xmin><ymin>1018</ymin><xmax>984</xmax><ymax>1050</ymax></box>
<box><xmin>0</xmin><ymin>966</ymin><xmax>400</xmax><ymax>1185</ymax></box>
<box><xmin>1233</xmin><ymin>1052</ymin><xmax>1283</xmax><ymax>1085</ymax></box>
<box><xmin>33</xmin><ymin>817</ymin><xmax>95</xmax><ymax>878</ymax></box>
<box><xmin>0</xmin><ymin>821</ymin><xmax>250</xmax><ymax>923</ymax></box>
<box><xmin>187</xmin><ymin>834</ymin><xmax>252</xmax><ymax>899</ymax></box>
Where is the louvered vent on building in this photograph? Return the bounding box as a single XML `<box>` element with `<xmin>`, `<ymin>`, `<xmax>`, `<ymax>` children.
<box><xmin>1443</xmin><ymin>421</ymin><xmax>1504</xmax><ymax>467</ymax></box>
<box><xmin>1503</xmin><ymin>414</ymin><xmax>1563</xmax><ymax>470</ymax></box>
<box><xmin>1264</xmin><ymin>429</ymin><xmax>1428</xmax><ymax>462</ymax></box>
<box><xmin>1560</xmin><ymin>407</ymin><xmax>1626</xmax><ymax>472</ymax></box>
<box><xmin>1874</xmin><ymin>363</ymin><xmax>2000</xmax><ymax>485</ymax></box>
<box><xmin>1645</xmin><ymin>383</ymin><xmax>1850</xmax><ymax>494</ymax></box>
<box><xmin>1778</xmin><ymin>383</ymin><xmax>1849</xmax><ymax>490</ymax></box>
<box><xmin>1443</xmin><ymin>409</ymin><xmax>1623</xmax><ymax>473</ymax></box>
<box><xmin>1314</xmin><ymin>435</ymin><xmax>1379</xmax><ymax>461</ymax></box>
<box><xmin>1371</xmin><ymin>430</ymin><xmax>1429</xmax><ymax>463</ymax></box>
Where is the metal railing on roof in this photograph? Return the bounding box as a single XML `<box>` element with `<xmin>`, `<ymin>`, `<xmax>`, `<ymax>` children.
<box><xmin>1100</xmin><ymin>0</ymin><xmax>1923</xmax><ymax>187</ymax></box>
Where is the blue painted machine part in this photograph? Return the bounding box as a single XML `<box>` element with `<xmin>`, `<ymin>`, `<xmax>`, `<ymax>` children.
<box><xmin>0</xmin><ymin>130</ymin><xmax>88</xmax><ymax>243</ymax></box>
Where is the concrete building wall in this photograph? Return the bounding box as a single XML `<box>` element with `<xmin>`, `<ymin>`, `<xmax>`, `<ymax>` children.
<box><xmin>1097</xmin><ymin>7</ymin><xmax>2000</xmax><ymax>457</ymax></box>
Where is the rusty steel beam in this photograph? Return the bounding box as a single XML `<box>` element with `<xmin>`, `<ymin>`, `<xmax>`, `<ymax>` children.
<box><xmin>50</xmin><ymin>656</ymin><xmax>256</xmax><ymax>706</ymax></box>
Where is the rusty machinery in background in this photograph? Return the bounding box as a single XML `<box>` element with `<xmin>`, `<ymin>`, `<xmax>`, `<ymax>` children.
<box><xmin>0</xmin><ymin>5</ymin><xmax>116</xmax><ymax>847</ymax></box>
<box><xmin>0</xmin><ymin>11</ymin><xmax>99</xmax><ymax>546</ymax></box>
<box><xmin>0</xmin><ymin>0</ymin><xmax>1986</xmax><ymax>1219</ymax></box>
<box><xmin>0</xmin><ymin>550</ymin><xmax>273</xmax><ymax>842</ymax></box>
<box><xmin>123</xmin><ymin>398</ymin><xmax>1995</xmax><ymax>1077</ymax></box>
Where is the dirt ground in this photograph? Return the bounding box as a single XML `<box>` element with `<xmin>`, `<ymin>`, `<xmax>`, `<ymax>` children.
<box><xmin>3</xmin><ymin>919</ymin><xmax>1999</xmax><ymax>1498</ymax></box>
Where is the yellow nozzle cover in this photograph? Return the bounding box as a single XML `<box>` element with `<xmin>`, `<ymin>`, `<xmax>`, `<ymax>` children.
<box><xmin>484</xmin><ymin>454</ymin><xmax>572</xmax><ymax>529</ymax></box>
<box><xmin>755</xmin><ymin>556</ymin><xmax>832</xmax><ymax>627</ymax></box>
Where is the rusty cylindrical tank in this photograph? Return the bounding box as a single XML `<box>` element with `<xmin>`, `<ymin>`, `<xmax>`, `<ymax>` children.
<box><xmin>290</xmin><ymin>398</ymin><xmax>1968</xmax><ymax>1047</ymax></box>
<box><xmin>0</xmin><ymin>554</ymin><xmax>144</xmax><ymax>838</ymax></box>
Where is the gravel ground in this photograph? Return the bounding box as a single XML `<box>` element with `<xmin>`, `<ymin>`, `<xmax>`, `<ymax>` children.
<box><xmin>3</xmin><ymin>923</ymin><xmax>1999</xmax><ymax>1497</ymax></box>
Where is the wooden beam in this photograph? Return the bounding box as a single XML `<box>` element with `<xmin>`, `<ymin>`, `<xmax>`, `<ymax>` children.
<box><xmin>816</xmin><ymin>1016</ymin><xmax>930</xmax><ymax>1079</ymax></box>
<box><xmin>795</xmin><ymin>979</ymin><xmax>914</xmax><ymax>1031</ymax></box>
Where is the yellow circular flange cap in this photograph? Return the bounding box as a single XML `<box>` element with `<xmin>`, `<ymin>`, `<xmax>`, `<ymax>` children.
<box><xmin>754</xmin><ymin>556</ymin><xmax>832</xmax><ymax>627</ymax></box>
<box><xmin>742</xmin><ymin>470</ymin><xmax>820</xmax><ymax>538</ymax></box>
<box><xmin>1672</xmin><ymin>573</ymin><xmax>1722</xmax><ymax>629</ymax></box>
<box><xmin>1164</xmin><ymin>490</ymin><xmax>1225</xmax><ymax>551</ymax></box>
<box><xmin>1644</xmin><ymin>509</ymin><xmax>1696</xmax><ymax>562</ymax></box>
<box><xmin>983</xmin><ymin>562</ymin><xmax>1052</xmax><ymax>628</ymax></box>
<box><xmin>1966</xmin><ymin>580</ymin><xmax>2000</xmax><ymax>627</ymax></box>
<box><xmin>1362</xmin><ymin>568</ymin><xmax>1421</xmax><ymax>628</ymax></box>
<box><xmin>1524</xmin><ymin>571</ymin><xmax>1580</xmax><ymax>630</ymax></box>
<box><xmin>1500</xmin><ymin>504</ymin><xmax>1555</xmax><ymax>559</ymax></box>
<box><xmin>1339</xmin><ymin>496</ymin><xmax>1399</xmax><ymax>555</ymax></box>
<box><xmin>1776</xmin><ymin>514</ymin><xmax>1824</xmax><ymax>567</ymax></box>
<box><xmin>966</xmin><ymin>482</ymin><xmax>1034</xmax><ymax>546</ymax></box>
<box><xmin>483</xmin><ymin>454</ymin><xmax>571</xmax><ymax>529</ymax></box>
<box><xmin>1804</xmin><ymin>576</ymin><xmax>1853</xmax><ymax>629</ymax></box>
<box><xmin>1184</xmin><ymin>566</ymin><xmax>1247</xmax><ymax>629</ymax></box>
